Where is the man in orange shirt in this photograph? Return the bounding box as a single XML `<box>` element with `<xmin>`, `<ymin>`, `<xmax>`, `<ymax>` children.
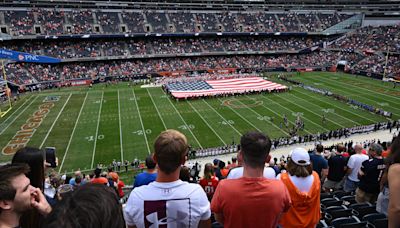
<box><xmin>211</xmin><ymin>131</ymin><xmax>291</xmax><ymax>228</ymax></box>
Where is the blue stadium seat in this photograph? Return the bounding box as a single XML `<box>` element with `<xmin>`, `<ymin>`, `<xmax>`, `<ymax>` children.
<box><xmin>371</xmin><ymin>218</ymin><xmax>388</xmax><ymax>228</ymax></box>
<box><xmin>362</xmin><ymin>212</ymin><xmax>386</xmax><ymax>222</ymax></box>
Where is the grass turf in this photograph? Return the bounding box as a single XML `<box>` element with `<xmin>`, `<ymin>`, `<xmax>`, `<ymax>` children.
<box><xmin>0</xmin><ymin>72</ymin><xmax>398</xmax><ymax>173</ymax></box>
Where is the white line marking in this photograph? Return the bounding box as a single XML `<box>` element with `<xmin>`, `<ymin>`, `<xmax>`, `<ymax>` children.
<box><xmin>292</xmin><ymin>90</ymin><xmax>363</xmax><ymax>125</ymax></box>
<box><xmin>217</xmin><ymin>98</ymin><xmax>263</xmax><ymax>133</ymax></box>
<box><xmin>132</xmin><ymin>88</ymin><xmax>151</xmax><ymax>154</ymax></box>
<box><xmin>0</xmin><ymin>96</ymin><xmax>38</xmax><ymax>135</ymax></box>
<box><xmin>39</xmin><ymin>94</ymin><xmax>72</xmax><ymax>149</ymax></box>
<box><xmin>260</xmin><ymin>95</ymin><xmax>314</xmax><ymax>134</ymax></box>
<box><xmin>161</xmin><ymin>90</ymin><xmax>203</xmax><ymax>149</ymax></box>
<box><xmin>59</xmin><ymin>92</ymin><xmax>88</xmax><ymax>172</ymax></box>
<box><xmin>240</xmin><ymin>96</ymin><xmax>290</xmax><ymax>136</ymax></box>
<box><xmin>202</xmin><ymin>99</ymin><xmax>242</xmax><ymax>137</ymax></box>
<box><xmin>277</xmin><ymin>94</ymin><xmax>346</xmax><ymax>129</ymax></box>
<box><xmin>118</xmin><ymin>90</ymin><xmax>124</xmax><ymax>162</ymax></box>
<box><xmin>187</xmin><ymin>101</ymin><xmax>226</xmax><ymax>145</ymax></box>
<box><xmin>147</xmin><ymin>89</ymin><xmax>167</xmax><ymax>130</ymax></box>
<box><xmin>0</xmin><ymin>96</ymin><xmax>32</xmax><ymax>131</ymax></box>
<box><xmin>91</xmin><ymin>92</ymin><xmax>104</xmax><ymax>168</ymax></box>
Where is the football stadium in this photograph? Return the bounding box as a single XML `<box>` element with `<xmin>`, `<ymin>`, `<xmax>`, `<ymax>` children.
<box><xmin>0</xmin><ymin>0</ymin><xmax>399</xmax><ymax>227</ymax></box>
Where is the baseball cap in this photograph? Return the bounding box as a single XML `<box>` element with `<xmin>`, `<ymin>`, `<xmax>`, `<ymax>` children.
<box><xmin>290</xmin><ymin>148</ymin><xmax>311</xmax><ymax>166</ymax></box>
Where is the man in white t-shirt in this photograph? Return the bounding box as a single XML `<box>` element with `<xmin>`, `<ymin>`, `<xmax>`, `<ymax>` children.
<box><xmin>124</xmin><ymin>130</ymin><xmax>211</xmax><ymax>228</ymax></box>
<box><xmin>344</xmin><ymin>144</ymin><xmax>369</xmax><ymax>192</ymax></box>
<box><xmin>226</xmin><ymin>153</ymin><xmax>276</xmax><ymax>179</ymax></box>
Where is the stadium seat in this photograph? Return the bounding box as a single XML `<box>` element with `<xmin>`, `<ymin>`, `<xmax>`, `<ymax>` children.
<box><xmin>362</xmin><ymin>212</ymin><xmax>386</xmax><ymax>222</ymax></box>
<box><xmin>355</xmin><ymin>205</ymin><xmax>378</xmax><ymax>218</ymax></box>
<box><xmin>321</xmin><ymin>192</ymin><xmax>334</xmax><ymax>200</ymax></box>
<box><xmin>321</xmin><ymin>198</ymin><xmax>343</xmax><ymax>207</ymax></box>
<box><xmin>339</xmin><ymin>221</ymin><xmax>373</xmax><ymax>228</ymax></box>
<box><xmin>341</xmin><ymin>195</ymin><xmax>357</xmax><ymax>205</ymax></box>
<box><xmin>371</xmin><ymin>218</ymin><xmax>388</xmax><ymax>228</ymax></box>
<box><xmin>330</xmin><ymin>217</ymin><xmax>358</xmax><ymax>227</ymax></box>
<box><xmin>348</xmin><ymin>202</ymin><xmax>372</xmax><ymax>210</ymax></box>
<box><xmin>333</xmin><ymin>190</ymin><xmax>352</xmax><ymax>199</ymax></box>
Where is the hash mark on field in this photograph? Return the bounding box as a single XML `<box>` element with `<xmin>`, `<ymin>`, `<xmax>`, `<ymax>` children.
<box><xmin>0</xmin><ymin>96</ymin><xmax>38</xmax><ymax>135</ymax></box>
<box><xmin>39</xmin><ymin>94</ymin><xmax>72</xmax><ymax>149</ymax></box>
<box><xmin>132</xmin><ymin>88</ymin><xmax>151</xmax><ymax>154</ymax></box>
<box><xmin>91</xmin><ymin>92</ymin><xmax>104</xmax><ymax>169</ymax></box>
<box><xmin>59</xmin><ymin>92</ymin><xmax>88</xmax><ymax>172</ymax></box>
<box><xmin>187</xmin><ymin>101</ymin><xmax>226</xmax><ymax>145</ymax></box>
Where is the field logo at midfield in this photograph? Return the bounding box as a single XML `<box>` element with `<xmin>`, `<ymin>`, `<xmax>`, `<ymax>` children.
<box><xmin>222</xmin><ymin>98</ymin><xmax>263</xmax><ymax>108</ymax></box>
<box><xmin>2</xmin><ymin>100</ymin><xmax>56</xmax><ymax>155</ymax></box>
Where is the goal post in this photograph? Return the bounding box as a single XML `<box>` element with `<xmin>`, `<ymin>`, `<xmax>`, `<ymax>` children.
<box><xmin>0</xmin><ymin>60</ymin><xmax>12</xmax><ymax>118</ymax></box>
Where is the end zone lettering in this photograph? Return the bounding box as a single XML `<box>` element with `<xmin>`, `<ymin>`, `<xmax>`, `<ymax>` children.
<box><xmin>2</xmin><ymin>102</ymin><xmax>55</xmax><ymax>155</ymax></box>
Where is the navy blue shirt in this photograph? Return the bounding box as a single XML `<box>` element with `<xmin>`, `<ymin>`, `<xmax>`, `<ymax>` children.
<box><xmin>310</xmin><ymin>153</ymin><xmax>328</xmax><ymax>178</ymax></box>
<box><xmin>133</xmin><ymin>172</ymin><xmax>157</xmax><ymax>188</ymax></box>
<box><xmin>359</xmin><ymin>157</ymin><xmax>385</xmax><ymax>194</ymax></box>
<box><xmin>327</xmin><ymin>154</ymin><xmax>347</xmax><ymax>182</ymax></box>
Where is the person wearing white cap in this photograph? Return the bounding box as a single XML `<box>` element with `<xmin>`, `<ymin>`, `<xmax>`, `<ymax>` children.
<box><xmin>278</xmin><ymin>147</ymin><xmax>321</xmax><ymax>228</ymax></box>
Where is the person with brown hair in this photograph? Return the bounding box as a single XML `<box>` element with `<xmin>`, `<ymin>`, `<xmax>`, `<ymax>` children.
<box><xmin>211</xmin><ymin>131</ymin><xmax>291</xmax><ymax>228</ymax></box>
<box><xmin>0</xmin><ymin>163</ymin><xmax>52</xmax><ymax>228</ymax></box>
<box><xmin>11</xmin><ymin>147</ymin><xmax>51</xmax><ymax>228</ymax></box>
<box><xmin>278</xmin><ymin>148</ymin><xmax>321</xmax><ymax>228</ymax></box>
<box><xmin>124</xmin><ymin>129</ymin><xmax>211</xmax><ymax>228</ymax></box>
<box><xmin>199</xmin><ymin>163</ymin><xmax>219</xmax><ymax>201</ymax></box>
<box><xmin>44</xmin><ymin>183</ymin><xmax>125</xmax><ymax>228</ymax></box>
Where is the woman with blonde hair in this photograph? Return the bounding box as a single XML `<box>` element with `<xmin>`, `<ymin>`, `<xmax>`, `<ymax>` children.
<box><xmin>278</xmin><ymin>148</ymin><xmax>321</xmax><ymax>228</ymax></box>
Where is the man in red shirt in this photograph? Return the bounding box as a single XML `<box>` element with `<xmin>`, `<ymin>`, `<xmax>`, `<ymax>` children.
<box><xmin>211</xmin><ymin>131</ymin><xmax>291</xmax><ymax>228</ymax></box>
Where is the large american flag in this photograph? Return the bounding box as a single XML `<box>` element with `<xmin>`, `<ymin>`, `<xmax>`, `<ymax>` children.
<box><xmin>167</xmin><ymin>77</ymin><xmax>287</xmax><ymax>99</ymax></box>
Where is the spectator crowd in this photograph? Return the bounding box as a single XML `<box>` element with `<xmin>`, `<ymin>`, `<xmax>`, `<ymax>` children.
<box><xmin>1</xmin><ymin>128</ymin><xmax>400</xmax><ymax>228</ymax></box>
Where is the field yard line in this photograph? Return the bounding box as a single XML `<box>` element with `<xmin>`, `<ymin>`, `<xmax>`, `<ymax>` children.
<box><xmin>240</xmin><ymin>96</ymin><xmax>290</xmax><ymax>136</ymax></box>
<box><xmin>292</xmin><ymin>90</ymin><xmax>365</xmax><ymax>125</ymax></box>
<box><xmin>0</xmin><ymin>95</ymin><xmax>32</xmax><ymax>128</ymax></box>
<box><xmin>244</xmin><ymin>95</ymin><xmax>298</xmax><ymax>134</ymax></box>
<box><xmin>299</xmin><ymin>76</ymin><xmax>400</xmax><ymax>111</ymax></box>
<box><xmin>270</xmin><ymin>94</ymin><xmax>330</xmax><ymax>131</ymax></box>
<box><xmin>260</xmin><ymin>95</ymin><xmax>315</xmax><ymax>134</ymax></box>
<box><xmin>59</xmin><ymin>92</ymin><xmax>88</xmax><ymax>172</ymax></box>
<box><xmin>277</xmin><ymin>94</ymin><xmax>346</xmax><ymax>129</ymax></box>
<box><xmin>91</xmin><ymin>92</ymin><xmax>104</xmax><ymax>168</ymax></box>
<box><xmin>187</xmin><ymin>101</ymin><xmax>226</xmax><ymax>145</ymax></box>
<box><xmin>161</xmin><ymin>90</ymin><xmax>203</xmax><ymax>149</ymax></box>
<box><xmin>39</xmin><ymin>94</ymin><xmax>72</xmax><ymax>149</ymax></box>
<box><xmin>202</xmin><ymin>99</ymin><xmax>242</xmax><ymax>137</ymax></box>
<box><xmin>146</xmin><ymin>89</ymin><xmax>167</xmax><ymax>130</ymax></box>
<box><xmin>118</xmin><ymin>90</ymin><xmax>124</xmax><ymax>162</ymax></box>
<box><xmin>217</xmin><ymin>98</ymin><xmax>263</xmax><ymax>133</ymax></box>
<box><xmin>311</xmin><ymin>75</ymin><xmax>400</xmax><ymax>103</ymax></box>
<box><xmin>132</xmin><ymin>89</ymin><xmax>151</xmax><ymax>154</ymax></box>
<box><xmin>0</xmin><ymin>96</ymin><xmax>38</xmax><ymax>135</ymax></box>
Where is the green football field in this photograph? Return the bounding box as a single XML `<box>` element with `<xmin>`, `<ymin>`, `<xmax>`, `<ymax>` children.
<box><xmin>0</xmin><ymin>72</ymin><xmax>399</xmax><ymax>173</ymax></box>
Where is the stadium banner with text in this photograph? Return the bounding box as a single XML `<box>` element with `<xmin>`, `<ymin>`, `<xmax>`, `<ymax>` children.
<box><xmin>0</xmin><ymin>49</ymin><xmax>61</xmax><ymax>63</ymax></box>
